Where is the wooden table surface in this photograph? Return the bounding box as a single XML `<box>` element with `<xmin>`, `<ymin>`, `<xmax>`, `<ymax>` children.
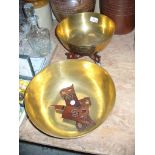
<box><xmin>20</xmin><ymin>24</ymin><xmax>135</xmax><ymax>155</ymax></box>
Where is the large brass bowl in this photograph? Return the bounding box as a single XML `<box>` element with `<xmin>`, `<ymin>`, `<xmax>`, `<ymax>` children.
<box><xmin>25</xmin><ymin>60</ymin><xmax>116</xmax><ymax>138</ymax></box>
<box><xmin>56</xmin><ymin>12</ymin><xmax>115</xmax><ymax>55</ymax></box>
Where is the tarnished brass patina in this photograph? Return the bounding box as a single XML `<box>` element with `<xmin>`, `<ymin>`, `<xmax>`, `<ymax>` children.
<box><xmin>56</xmin><ymin>12</ymin><xmax>115</xmax><ymax>55</ymax></box>
<box><xmin>24</xmin><ymin>60</ymin><xmax>116</xmax><ymax>138</ymax></box>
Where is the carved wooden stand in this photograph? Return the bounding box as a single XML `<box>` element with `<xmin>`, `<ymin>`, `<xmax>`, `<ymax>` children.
<box><xmin>65</xmin><ymin>52</ymin><xmax>101</xmax><ymax>64</ymax></box>
<box><xmin>50</xmin><ymin>84</ymin><xmax>96</xmax><ymax>131</ymax></box>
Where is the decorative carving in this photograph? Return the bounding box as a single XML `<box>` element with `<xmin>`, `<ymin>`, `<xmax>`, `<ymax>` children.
<box><xmin>65</xmin><ymin>52</ymin><xmax>101</xmax><ymax>63</ymax></box>
<box><xmin>50</xmin><ymin>85</ymin><xmax>96</xmax><ymax>131</ymax></box>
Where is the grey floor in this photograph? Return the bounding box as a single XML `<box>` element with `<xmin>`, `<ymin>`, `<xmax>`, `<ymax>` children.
<box><xmin>19</xmin><ymin>141</ymin><xmax>93</xmax><ymax>155</ymax></box>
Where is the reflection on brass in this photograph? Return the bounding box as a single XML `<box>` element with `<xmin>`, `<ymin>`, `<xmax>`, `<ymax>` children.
<box><xmin>56</xmin><ymin>12</ymin><xmax>115</xmax><ymax>55</ymax></box>
<box><xmin>24</xmin><ymin>60</ymin><xmax>116</xmax><ymax>138</ymax></box>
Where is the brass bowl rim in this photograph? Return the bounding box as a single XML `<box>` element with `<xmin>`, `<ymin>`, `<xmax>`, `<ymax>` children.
<box><xmin>55</xmin><ymin>12</ymin><xmax>116</xmax><ymax>47</ymax></box>
<box><xmin>25</xmin><ymin>59</ymin><xmax>116</xmax><ymax>139</ymax></box>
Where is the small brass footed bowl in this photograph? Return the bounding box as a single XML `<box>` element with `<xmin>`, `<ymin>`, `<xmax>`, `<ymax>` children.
<box><xmin>56</xmin><ymin>12</ymin><xmax>115</xmax><ymax>55</ymax></box>
<box><xmin>25</xmin><ymin>60</ymin><xmax>116</xmax><ymax>138</ymax></box>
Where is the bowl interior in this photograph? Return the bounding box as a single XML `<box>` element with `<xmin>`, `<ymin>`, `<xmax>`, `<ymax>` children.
<box><xmin>25</xmin><ymin>60</ymin><xmax>116</xmax><ymax>138</ymax></box>
<box><xmin>56</xmin><ymin>12</ymin><xmax>115</xmax><ymax>47</ymax></box>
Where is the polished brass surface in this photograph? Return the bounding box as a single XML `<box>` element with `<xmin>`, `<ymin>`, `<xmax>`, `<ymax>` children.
<box><xmin>56</xmin><ymin>12</ymin><xmax>115</xmax><ymax>55</ymax></box>
<box><xmin>25</xmin><ymin>60</ymin><xmax>116</xmax><ymax>138</ymax></box>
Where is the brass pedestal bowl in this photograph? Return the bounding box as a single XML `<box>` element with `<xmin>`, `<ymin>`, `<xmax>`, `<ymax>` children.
<box><xmin>56</xmin><ymin>12</ymin><xmax>115</xmax><ymax>63</ymax></box>
<box><xmin>25</xmin><ymin>60</ymin><xmax>116</xmax><ymax>138</ymax></box>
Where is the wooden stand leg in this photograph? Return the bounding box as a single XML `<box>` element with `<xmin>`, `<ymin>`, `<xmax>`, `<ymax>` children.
<box><xmin>90</xmin><ymin>53</ymin><xmax>101</xmax><ymax>63</ymax></box>
<box><xmin>65</xmin><ymin>52</ymin><xmax>82</xmax><ymax>59</ymax></box>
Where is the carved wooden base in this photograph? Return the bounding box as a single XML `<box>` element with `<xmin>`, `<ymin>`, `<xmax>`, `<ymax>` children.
<box><xmin>65</xmin><ymin>52</ymin><xmax>101</xmax><ymax>63</ymax></box>
<box><xmin>50</xmin><ymin>84</ymin><xmax>96</xmax><ymax>131</ymax></box>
